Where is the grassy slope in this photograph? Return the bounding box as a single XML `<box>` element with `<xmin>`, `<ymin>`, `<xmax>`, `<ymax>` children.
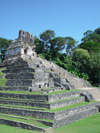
<box><xmin>0</xmin><ymin>113</ymin><xmax>100</xmax><ymax>133</ymax></box>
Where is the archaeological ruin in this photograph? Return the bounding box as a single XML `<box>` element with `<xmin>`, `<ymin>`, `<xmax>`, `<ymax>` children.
<box><xmin>0</xmin><ymin>30</ymin><xmax>100</xmax><ymax>132</ymax></box>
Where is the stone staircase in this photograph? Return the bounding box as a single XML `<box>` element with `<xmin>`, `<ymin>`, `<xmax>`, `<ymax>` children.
<box><xmin>0</xmin><ymin>56</ymin><xmax>100</xmax><ymax>132</ymax></box>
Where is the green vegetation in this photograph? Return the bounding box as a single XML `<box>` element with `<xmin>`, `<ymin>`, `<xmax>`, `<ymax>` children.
<box><xmin>0</xmin><ymin>79</ymin><xmax>7</xmax><ymax>87</ymax></box>
<box><xmin>0</xmin><ymin>113</ymin><xmax>100</xmax><ymax>133</ymax></box>
<box><xmin>0</xmin><ymin>113</ymin><xmax>54</xmax><ymax>122</ymax></box>
<box><xmin>45</xmin><ymin>89</ymin><xmax>81</xmax><ymax>95</ymax></box>
<box><xmin>34</xmin><ymin>27</ymin><xmax>100</xmax><ymax>86</ymax></box>
<box><xmin>0</xmin><ymin>90</ymin><xmax>41</xmax><ymax>94</ymax></box>
<box><xmin>0</xmin><ymin>124</ymin><xmax>39</xmax><ymax>133</ymax></box>
<box><xmin>0</xmin><ymin>89</ymin><xmax>80</xmax><ymax>95</ymax></box>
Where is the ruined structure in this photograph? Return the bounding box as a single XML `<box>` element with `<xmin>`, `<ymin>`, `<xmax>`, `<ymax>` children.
<box><xmin>7</xmin><ymin>30</ymin><xmax>36</xmax><ymax>57</ymax></box>
<box><xmin>0</xmin><ymin>30</ymin><xmax>100</xmax><ymax>132</ymax></box>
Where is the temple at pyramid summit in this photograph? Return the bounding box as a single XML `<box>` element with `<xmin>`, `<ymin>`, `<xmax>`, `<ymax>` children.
<box><xmin>7</xmin><ymin>30</ymin><xmax>37</xmax><ymax>57</ymax></box>
<box><xmin>0</xmin><ymin>30</ymin><xmax>100</xmax><ymax>132</ymax></box>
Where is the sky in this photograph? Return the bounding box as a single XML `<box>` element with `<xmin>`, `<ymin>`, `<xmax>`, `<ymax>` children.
<box><xmin>0</xmin><ymin>0</ymin><xmax>100</xmax><ymax>44</ymax></box>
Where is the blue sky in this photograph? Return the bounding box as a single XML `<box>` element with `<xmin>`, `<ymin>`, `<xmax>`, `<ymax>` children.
<box><xmin>0</xmin><ymin>0</ymin><xmax>100</xmax><ymax>44</ymax></box>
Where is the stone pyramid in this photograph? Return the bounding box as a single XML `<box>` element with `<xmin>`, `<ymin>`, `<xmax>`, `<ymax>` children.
<box><xmin>0</xmin><ymin>30</ymin><xmax>100</xmax><ymax>132</ymax></box>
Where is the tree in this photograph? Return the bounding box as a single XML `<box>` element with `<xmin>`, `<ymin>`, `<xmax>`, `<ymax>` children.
<box><xmin>50</xmin><ymin>37</ymin><xmax>66</xmax><ymax>59</ymax></box>
<box><xmin>94</xmin><ymin>27</ymin><xmax>100</xmax><ymax>34</ymax></box>
<box><xmin>72</xmin><ymin>48</ymin><xmax>90</xmax><ymax>78</ymax></box>
<box><xmin>34</xmin><ymin>36</ymin><xmax>44</xmax><ymax>54</ymax></box>
<box><xmin>65</xmin><ymin>37</ymin><xmax>78</xmax><ymax>55</ymax></box>
<box><xmin>87</xmin><ymin>52</ymin><xmax>100</xmax><ymax>85</ymax></box>
<box><xmin>79</xmin><ymin>41</ymin><xmax>100</xmax><ymax>53</ymax></box>
<box><xmin>0</xmin><ymin>37</ymin><xmax>12</xmax><ymax>61</ymax></box>
<box><xmin>81</xmin><ymin>28</ymin><xmax>100</xmax><ymax>43</ymax></box>
<box><xmin>39</xmin><ymin>30</ymin><xmax>55</xmax><ymax>51</ymax></box>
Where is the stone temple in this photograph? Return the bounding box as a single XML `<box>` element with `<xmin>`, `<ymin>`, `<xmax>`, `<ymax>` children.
<box><xmin>0</xmin><ymin>30</ymin><xmax>100</xmax><ymax>132</ymax></box>
<box><xmin>7</xmin><ymin>30</ymin><xmax>36</xmax><ymax>57</ymax></box>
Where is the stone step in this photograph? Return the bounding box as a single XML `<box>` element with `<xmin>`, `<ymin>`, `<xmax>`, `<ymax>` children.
<box><xmin>34</xmin><ymin>73</ymin><xmax>49</xmax><ymax>79</ymax></box>
<box><xmin>0</xmin><ymin>117</ymin><xmax>47</xmax><ymax>132</ymax></box>
<box><xmin>0</xmin><ymin>59</ymin><xmax>28</xmax><ymax>68</ymax></box>
<box><xmin>49</xmin><ymin>96</ymin><xmax>85</xmax><ymax>109</ymax></box>
<box><xmin>54</xmin><ymin>102</ymin><xmax>100</xmax><ymax>119</ymax></box>
<box><xmin>0</xmin><ymin>90</ymin><xmax>82</xmax><ymax>102</ymax></box>
<box><xmin>2</xmin><ymin>68</ymin><xmax>35</xmax><ymax>73</ymax></box>
<box><xmin>53</xmin><ymin>107</ymin><xmax>98</xmax><ymax>128</ymax></box>
<box><xmin>36</xmin><ymin>67</ymin><xmax>48</xmax><ymax>72</ymax></box>
<box><xmin>0</xmin><ymin>92</ymin><xmax>48</xmax><ymax>101</ymax></box>
<box><xmin>0</xmin><ymin>113</ymin><xmax>54</xmax><ymax>127</ymax></box>
<box><xmin>5</xmin><ymin>72</ymin><xmax>49</xmax><ymax>79</ymax></box>
<box><xmin>6</xmin><ymin>64</ymin><xmax>37</xmax><ymax>69</ymax></box>
<box><xmin>6</xmin><ymin>79</ymin><xmax>33</xmax><ymax>86</ymax></box>
<box><xmin>0</xmin><ymin>102</ymin><xmax>99</xmax><ymax>120</ymax></box>
<box><xmin>0</xmin><ymin>104</ymin><xmax>45</xmax><ymax>111</ymax></box>
<box><xmin>0</xmin><ymin>106</ymin><xmax>55</xmax><ymax>119</ymax></box>
<box><xmin>0</xmin><ymin>96</ymin><xmax>85</xmax><ymax>109</ymax></box>
<box><xmin>5</xmin><ymin>73</ymin><xmax>35</xmax><ymax>79</ymax></box>
<box><xmin>0</xmin><ymin>86</ymin><xmax>30</xmax><ymax>91</ymax></box>
<box><xmin>6</xmin><ymin>78</ymin><xmax>49</xmax><ymax>86</ymax></box>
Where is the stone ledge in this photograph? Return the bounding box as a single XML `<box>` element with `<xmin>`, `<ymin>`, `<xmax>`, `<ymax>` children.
<box><xmin>53</xmin><ymin>107</ymin><xmax>99</xmax><ymax>128</ymax></box>
<box><xmin>0</xmin><ymin>107</ymin><xmax>55</xmax><ymax>119</ymax></box>
<box><xmin>0</xmin><ymin>96</ymin><xmax>85</xmax><ymax>109</ymax></box>
<box><xmin>2</xmin><ymin>68</ymin><xmax>35</xmax><ymax>73</ymax></box>
<box><xmin>54</xmin><ymin>102</ymin><xmax>100</xmax><ymax>119</ymax></box>
<box><xmin>0</xmin><ymin>118</ymin><xmax>46</xmax><ymax>132</ymax></box>
<box><xmin>0</xmin><ymin>91</ymin><xmax>82</xmax><ymax>102</ymax></box>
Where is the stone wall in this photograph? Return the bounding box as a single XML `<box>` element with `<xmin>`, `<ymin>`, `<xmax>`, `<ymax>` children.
<box><xmin>0</xmin><ymin>107</ymin><xmax>55</xmax><ymax>119</ymax></box>
<box><xmin>50</xmin><ymin>97</ymin><xmax>85</xmax><ymax>109</ymax></box>
<box><xmin>48</xmin><ymin>91</ymin><xmax>82</xmax><ymax>102</ymax></box>
<box><xmin>0</xmin><ymin>102</ymin><xmax>99</xmax><ymax>120</ymax></box>
<box><xmin>54</xmin><ymin>102</ymin><xmax>99</xmax><ymax>119</ymax></box>
<box><xmin>53</xmin><ymin>107</ymin><xmax>98</xmax><ymax>128</ymax></box>
<box><xmin>0</xmin><ymin>118</ymin><xmax>46</xmax><ymax>132</ymax></box>
<box><xmin>0</xmin><ymin>97</ymin><xmax>85</xmax><ymax>109</ymax></box>
<box><xmin>0</xmin><ymin>87</ymin><xmax>29</xmax><ymax>91</ymax></box>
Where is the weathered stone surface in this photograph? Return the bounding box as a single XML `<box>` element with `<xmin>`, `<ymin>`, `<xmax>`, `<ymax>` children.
<box><xmin>53</xmin><ymin>107</ymin><xmax>98</xmax><ymax>128</ymax></box>
<box><xmin>0</xmin><ymin>91</ymin><xmax>82</xmax><ymax>102</ymax></box>
<box><xmin>0</xmin><ymin>118</ymin><xmax>46</xmax><ymax>132</ymax></box>
<box><xmin>7</xmin><ymin>30</ymin><xmax>36</xmax><ymax>57</ymax></box>
<box><xmin>81</xmin><ymin>91</ymin><xmax>94</xmax><ymax>102</ymax></box>
<box><xmin>0</xmin><ymin>96</ymin><xmax>85</xmax><ymax>109</ymax></box>
<box><xmin>54</xmin><ymin>102</ymin><xmax>99</xmax><ymax>119</ymax></box>
<box><xmin>0</xmin><ymin>107</ymin><xmax>55</xmax><ymax>119</ymax></box>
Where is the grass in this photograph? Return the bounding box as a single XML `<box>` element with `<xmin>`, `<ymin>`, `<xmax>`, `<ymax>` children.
<box><xmin>45</xmin><ymin>89</ymin><xmax>81</xmax><ymax>95</ymax></box>
<box><xmin>0</xmin><ymin>79</ymin><xmax>7</xmax><ymax>87</ymax></box>
<box><xmin>0</xmin><ymin>89</ymin><xmax>81</xmax><ymax>95</ymax></box>
<box><xmin>0</xmin><ymin>71</ymin><xmax>5</xmax><ymax>79</ymax></box>
<box><xmin>0</xmin><ymin>113</ymin><xmax>100</xmax><ymax>133</ymax></box>
<box><xmin>0</xmin><ymin>113</ymin><xmax>54</xmax><ymax>122</ymax></box>
<box><xmin>0</xmin><ymin>90</ymin><xmax>41</xmax><ymax>94</ymax></box>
